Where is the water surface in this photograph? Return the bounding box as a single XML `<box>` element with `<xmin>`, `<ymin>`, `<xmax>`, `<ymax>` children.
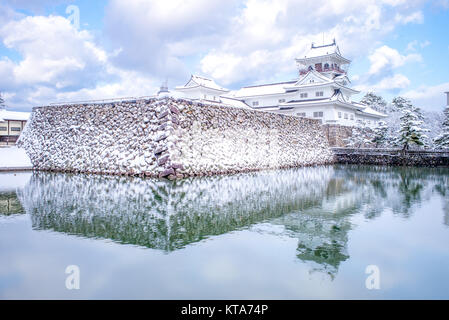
<box><xmin>0</xmin><ymin>165</ymin><xmax>448</xmax><ymax>299</ymax></box>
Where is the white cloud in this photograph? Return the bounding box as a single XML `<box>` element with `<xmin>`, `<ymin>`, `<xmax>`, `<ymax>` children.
<box><xmin>0</xmin><ymin>14</ymin><xmax>159</xmax><ymax>110</ymax></box>
<box><xmin>394</xmin><ymin>11</ymin><xmax>424</xmax><ymax>24</ymax></box>
<box><xmin>0</xmin><ymin>0</ymin><xmax>434</xmax><ymax>110</ymax></box>
<box><xmin>99</xmin><ymin>0</ymin><xmax>428</xmax><ymax>88</ymax></box>
<box><xmin>368</xmin><ymin>45</ymin><xmax>421</xmax><ymax>75</ymax></box>
<box><xmin>355</xmin><ymin>73</ymin><xmax>411</xmax><ymax>92</ymax></box>
<box><xmin>403</xmin><ymin>82</ymin><xmax>449</xmax><ymax>110</ymax></box>
<box><xmin>406</xmin><ymin>40</ymin><xmax>430</xmax><ymax>51</ymax></box>
<box><xmin>197</xmin><ymin>0</ymin><xmax>426</xmax><ymax>86</ymax></box>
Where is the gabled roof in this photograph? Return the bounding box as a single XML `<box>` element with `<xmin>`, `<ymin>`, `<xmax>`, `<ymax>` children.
<box><xmin>333</xmin><ymin>74</ymin><xmax>351</xmax><ymax>84</ymax></box>
<box><xmin>296</xmin><ymin>41</ymin><xmax>351</xmax><ymax>64</ymax></box>
<box><xmin>290</xmin><ymin>70</ymin><xmax>333</xmax><ymax>87</ymax></box>
<box><xmin>0</xmin><ymin>109</ymin><xmax>31</xmax><ymax>121</ymax></box>
<box><xmin>176</xmin><ymin>75</ymin><xmax>229</xmax><ymax>92</ymax></box>
<box><xmin>306</xmin><ymin>42</ymin><xmax>341</xmax><ymax>57</ymax></box>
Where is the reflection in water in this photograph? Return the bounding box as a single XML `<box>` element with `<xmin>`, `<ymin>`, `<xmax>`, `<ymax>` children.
<box><xmin>0</xmin><ymin>192</ymin><xmax>25</xmax><ymax>215</ymax></box>
<box><xmin>16</xmin><ymin>165</ymin><xmax>449</xmax><ymax>278</ymax></box>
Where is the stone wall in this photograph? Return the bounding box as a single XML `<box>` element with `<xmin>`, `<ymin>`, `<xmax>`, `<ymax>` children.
<box><xmin>333</xmin><ymin>148</ymin><xmax>449</xmax><ymax>167</ymax></box>
<box><xmin>323</xmin><ymin>124</ymin><xmax>374</xmax><ymax>147</ymax></box>
<box><xmin>18</xmin><ymin>97</ymin><xmax>334</xmax><ymax>178</ymax></box>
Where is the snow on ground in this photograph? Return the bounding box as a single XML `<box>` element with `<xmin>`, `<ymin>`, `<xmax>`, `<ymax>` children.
<box><xmin>0</xmin><ymin>147</ymin><xmax>32</xmax><ymax>169</ymax></box>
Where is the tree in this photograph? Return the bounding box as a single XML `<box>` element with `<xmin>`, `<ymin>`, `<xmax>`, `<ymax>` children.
<box><xmin>434</xmin><ymin>105</ymin><xmax>449</xmax><ymax>149</ymax></box>
<box><xmin>361</xmin><ymin>92</ymin><xmax>387</xmax><ymax>113</ymax></box>
<box><xmin>394</xmin><ymin>99</ymin><xmax>429</xmax><ymax>150</ymax></box>
<box><xmin>391</xmin><ymin>96</ymin><xmax>412</xmax><ymax>112</ymax></box>
<box><xmin>344</xmin><ymin>120</ymin><xmax>373</xmax><ymax>148</ymax></box>
<box><xmin>371</xmin><ymin>121</ymin><xmax>390</xmax><ymax>147</ymax></box>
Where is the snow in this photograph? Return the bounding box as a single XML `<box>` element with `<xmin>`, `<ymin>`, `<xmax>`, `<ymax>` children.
<box><xmin>231</xmin><ymin>81</ymin><xmax>296</xmax><ymax>98</ymax></box>
<box><xmin>178</xmin><ymin>75</ymin><xmax>229</xmax><ymax>92</ymax></box>
<box><xmin>0</xmin><ymin>147</ymin><xmax>32</xmax><ymax>169</ymax></box>
<box><xmin>0</xmin><ymin>109</ymin><xmax>31</xmax><ymax>121</ymax></box>
<box><xmin>359</xmin><ymin>106</ymin><xmax>388</xmax><ymax>118</ymax></box>
<box><xmin>219</xmin><ymin>96</ymin><xmax>253</xmax><ymax>110</ymax></box>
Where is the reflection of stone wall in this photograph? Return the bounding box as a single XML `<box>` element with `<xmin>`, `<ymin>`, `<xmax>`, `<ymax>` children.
<box><xmin>18</xmin><ymin>98</ymin><xmax>334</xmax><ymax>179</ymax></box>
<box><xmin>16</xmin><ymin>165</ymin><xmax>449</xmax><ymax>277</ymax></box>
<box><xmin>17</xmin><ymin>167</ymin><xmax>334</xmax><ymax>251</ymax></box>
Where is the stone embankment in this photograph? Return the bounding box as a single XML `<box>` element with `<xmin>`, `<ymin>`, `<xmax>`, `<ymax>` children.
<box><xmin>18</xmin><ymin>97</ymin><xmax>334</xmax><ymax>178</ymax></box>
<box><xmin>333</xmin><ymin>148</ymin><xmax>449</xmax><ymax>167</ymax></box>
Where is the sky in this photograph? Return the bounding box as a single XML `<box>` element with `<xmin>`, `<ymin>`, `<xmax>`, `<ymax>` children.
<box><xmin>0</xmin><ymin>0</ymin><xmax>448</xmax><ymax>112</ymax></box>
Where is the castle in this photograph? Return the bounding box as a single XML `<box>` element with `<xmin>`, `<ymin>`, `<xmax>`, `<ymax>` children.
<box><xmin>174</xmin><ymin>40</ymin><xmax>386</xmax><ymax>128</ymax></box>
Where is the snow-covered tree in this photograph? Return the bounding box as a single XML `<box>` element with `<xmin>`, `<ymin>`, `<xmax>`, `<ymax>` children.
<box><xmin>394</xmin><ymin>100</ymin><xmax>429</xmax><ymax>150</ymax></box>
<box><xmin>391</xmin><ymin>96</ymin><xmax>412</xmax><ymax>112</ymax></box>
<box><xmin>371</xmin><ymin>121</ymin><xmax>390</xmax><ymax>147</ymax></box>
<box><xmin>361</xmin><ymin>92</ymin><xmax>387</xmax><ymax>113</ymax></box>
<box><xmin>344</xmin><ymin>120</ymin><xmax>373</xmax><ymax>148</ymax></box>
<box><xmin>434</xmin><ymin>106</ymin><xmax>449</xmax><ymax>149</ymax></box>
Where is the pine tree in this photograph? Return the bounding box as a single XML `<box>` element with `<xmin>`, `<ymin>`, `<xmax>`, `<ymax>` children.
<box><xmin>395</xmin><ymin>100</ymin><xmax>429</xmax><ymax>150</ymax></box>
<box><xmin>372</xmin><ymin>121</ymin><xmax>389</xmax><ymax>147</ymax></box>
<box><xmin>434</xmin><ymin>106</ymin><xmax>449</xmax><ymax>149</ymax></box>
<box><xmin>391</xmin><ymin>96</ymin><xmax>412</xmax><ymax>112</ymax></box>
<box><xmin>361</xmin><ymin>92</ymin><xmax>387</xmax><ymax>113</ymax></box>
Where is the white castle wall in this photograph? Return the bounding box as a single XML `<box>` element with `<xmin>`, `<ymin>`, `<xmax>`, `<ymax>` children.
<box><xmin>18</xmin><ymin>97</ymin><xmax>334</xmax><ymax>178</ymax></box>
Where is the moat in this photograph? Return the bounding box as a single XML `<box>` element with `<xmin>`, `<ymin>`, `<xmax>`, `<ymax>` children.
<box><xmin>0</xmin><ymin>165</ymin><xmax>448</xmax><ymax>299</ymax></box>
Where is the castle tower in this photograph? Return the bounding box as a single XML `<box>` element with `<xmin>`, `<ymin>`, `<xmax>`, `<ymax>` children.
<box><xmin>295</xmin><ymin>39</ymin><xmax>351</xmax><ymax>78</ymax></box>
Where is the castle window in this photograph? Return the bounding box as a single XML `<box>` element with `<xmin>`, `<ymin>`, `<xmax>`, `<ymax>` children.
<box><xmin>297</xmin><ymin>112</ymin><xmax>306</xmax><ymax>117</ymax></box>
<box><xmin>252</xmin><ymin>101</ymin><xmax>259</xmax><ymax>106</ymax></box>
<box><xmin>279</xmin><ymin>99</ymin><xmax>286</xmax><ymax>103</ymax></box>
<box><xmin>0</xmin><ymin>127</ymin><xmax>7</xmax><ymax>131</ymax></box>
<box><xmin>313</xmin><ymin>111</ymin><xmax>323</xmax><ymax>118</ymax></box>
<box><xmin>350</xmin><ymin>114</ymin><xmax>354</xmax><ymax>120</ymax></box>
<box><xmin>10</xmin><ymin>127</ymin><xmax>21</xmax><ymax>132</ymax></box>
<box><xmin>338</xmin><ymin>112</ymin><xmax>342</xmax><ymax>118</ymax></box>
<box><xmin>344</xmin><ymin>113</ymin><xmax>348</xmax><ymax>119</ymax></box>
<box><xmin>300</xmin><ymin>93</ymin><xmax>308</xmax><ymax>98</ymax></box>
<box><xmin>324</xmin><ymin>63</ymin><xmax>329</xmax><ymax>70</ymax></box>
<box><xmin>315</xmin><ymin>91</ymin><xmax>323</xmax><ymax>97</ymax></box>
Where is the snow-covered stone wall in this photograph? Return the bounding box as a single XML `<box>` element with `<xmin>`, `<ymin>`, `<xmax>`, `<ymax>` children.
<box><xmin>18</xmin><ymin>97</ymin><xmax>334</xmax><ymax>178</ymax></box>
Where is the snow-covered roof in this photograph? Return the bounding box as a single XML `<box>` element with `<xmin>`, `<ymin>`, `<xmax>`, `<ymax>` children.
<box><xmin>219</xmin><ymin>96</ymin><xmax>253</xmax><ymax>110</ymax></box>
<box><xmin>305</xmin><ymin>43</ymin><xmax>341</xmax><ymax>58</ymax></box>
<box><xmin>176</xmin><ymin>75</ymin><xmax>229</xmax><ymax>92</ymax></box>
<box><xmin>356</xmin><ymin>106</ymin><xmax>388</xmax><ymax>118</ymax></box>
<box><xmin>0</xmin><ymin>109</ymin><xmax>31</xmax><ymax>121</ymax></box>
<box><xmin>231</xmin><ymin>80</ymin><xmax>296</xmax><ymax>98</ymax></box>
<box><xmin>296</xmin><ymin>41</ymin><xmax>351</xmax><ymax>64</ymax></box>
<box><xmin>279</xmin><ymin>90</ymin><xmax>361</xmax><ymax>111</ymax></box>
